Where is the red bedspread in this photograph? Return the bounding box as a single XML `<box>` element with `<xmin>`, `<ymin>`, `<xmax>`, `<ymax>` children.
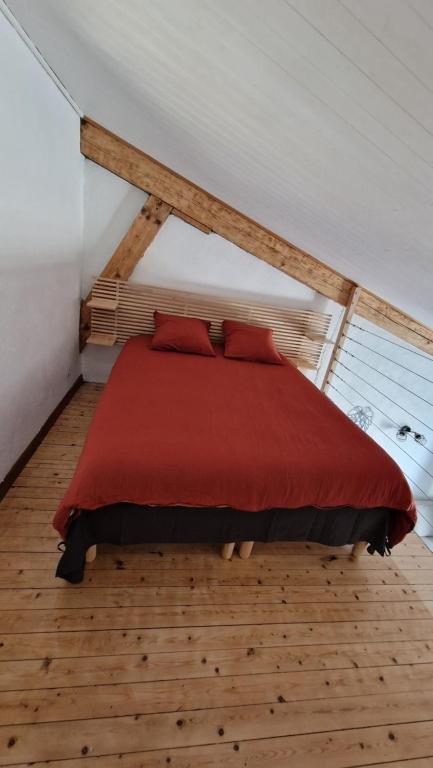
<box><xmin>54</xmin><ymin>336</ymin><xmax>415</xmax><ymax>546</ymax></box>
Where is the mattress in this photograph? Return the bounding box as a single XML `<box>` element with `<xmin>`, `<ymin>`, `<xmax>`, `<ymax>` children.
<box><xmin>54</xmin><ymin>335</ymin><xmax>415</xmax><ymax>547</ymax></box>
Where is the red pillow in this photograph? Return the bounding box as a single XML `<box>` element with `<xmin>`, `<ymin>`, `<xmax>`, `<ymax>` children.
<box><xmin>152</xmin><ymin>310</ymin><xmax>215</xmax><ymax>356</ymax></box>
<box><xmin>223</xmin><ymin>320</ymin><xmax>283</xmax><ymax>364</ymax></box>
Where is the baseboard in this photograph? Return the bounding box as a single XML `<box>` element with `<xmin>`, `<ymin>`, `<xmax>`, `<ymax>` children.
<box><xmin>0</xmin><ymin>374</ymin><xmax>83</xmax><ymax>502</ymax></box>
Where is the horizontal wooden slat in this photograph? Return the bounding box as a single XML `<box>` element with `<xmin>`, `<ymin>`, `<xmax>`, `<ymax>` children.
<box><xmin>0</xmin><ymin>498</ymin><xmax>58</xmax><ymax>511</ymax></box>
<box><xmin>2</xmin><ymin>639</ymin><xmax>433</xmax><ymax>692</ymax></box>
<box><xmin>12</xmin><ymin>479</ymin><xmax>69</xmax><ymax>492</ymax></box>
<box><xmin>2</xmin><ymin>619</ymin><xmax>433</xmax><ymax>663</ymax></box>
<box><xmin>28</xmin><ymin>445</ymin><xmax>83</xmax><ymax>462</ymax></box>
<box><xmin>1</xmin><ymin>601</ymin><xmax>430</xmax><ymax>634</ymax></box>
<box><xmin>0</xmin><ymin>512</ymin><xmax>52</xmax><ymax>527</ymax></box>
<box><xmin>0</xmin><ymin>544</ymin><xmax>432</xmax><ymax>573</ymax></box>
<box><xmin>1</xmin><ymin>662</ymin><xmax>432</xmax><ymax>728</ymax></box>
<box><xmin>87</xmin><ymin>332</ymin><xmax>116</xmax><ymax>346</ymax></box>
<box><xmin>365</xmin><ymin>761</ymin><xmax>433</xmax><ymax>768</ymax></box>
<box><xmin>7</xmin><ymin>721</ymin><xmax>433</xmax><ymax>768</ymax></box>
<box><xmin>0</xmin><ymin>583</ymin><xmax>428</xmax><ymax>611</ymax></box>
<box><xmin>0</xmin><ymin>565</ymin><xmax>429</xmax><ymax>589</ymax></box>
<box><xmin>89</xmin><ymin>276</ymin><xmax>331</xmax><ymax>369</ymax></box>
<box><xmin>8</xmin><ymin>720</ymin><xmax>433</xmax><ymax>768</ymax></box>
<box><xmin>15</xmin><ymin>467</ymin><xmax>76</xmax><ymax>480</ymax></box>
<box><xmin>0</xmin><ymin>617</ymin><xmax>433</xmax><ymax>660</ymax></box>
<box><xmin>0</xmin><ymin>531</ymin><xmax>425</xmax><ymax>556</ymax></box>
<box><xmin>86</xmin><ymin>297</ymin><xmax>118</xmax><ymax>310</ymax></box>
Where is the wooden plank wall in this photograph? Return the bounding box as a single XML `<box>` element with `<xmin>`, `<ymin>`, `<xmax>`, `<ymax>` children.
<box><xmin>1</xmin><ymin>383</ymin><xmax>433</xmax><ymax>765</ymax></box>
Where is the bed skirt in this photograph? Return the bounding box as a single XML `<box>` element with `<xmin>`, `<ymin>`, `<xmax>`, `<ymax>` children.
<box><xmin>55</xmin><ymin>503</ymin><xmax>391</xmax><ymax>583</ymax></box>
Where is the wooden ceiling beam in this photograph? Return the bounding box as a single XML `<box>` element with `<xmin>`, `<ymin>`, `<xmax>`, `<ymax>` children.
<box><xmin>357</xmin><ymin>289</ymin><xmax>433</xmax><ymax>355</ymax></box>
<box><xmin>81</xmin><ymin>117</ymin><xmax>352</xmax><ymax>306</ymax></box>
<box><xmin>81</xmin><ymin>117</ymin><xmax>433</xmax><ymax>356</ymax></box>
<box><xmin>172</xmin><ymin>209</ymin><xmax>212</xmax><ymax>234</ymax></box>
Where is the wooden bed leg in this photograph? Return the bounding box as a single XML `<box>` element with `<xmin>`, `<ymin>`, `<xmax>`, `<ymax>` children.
<box><xmin>239</xmin><ymin>541</ymin><xmax>254</xmax><ymax>560</ymax></box>
<box><xmin>350</xmin><ymin>541</ymin><xmax>367</xmax><ymax>561</ymax></box>
<box><xmin>85</xmin><ymin>544</ymin><xmax>97</xmax><ymax>563</ymax></box>
<box><xmin>221</xmin><ymin>542</ymin><xmax>235</xmax><ymax>560</ymax></box>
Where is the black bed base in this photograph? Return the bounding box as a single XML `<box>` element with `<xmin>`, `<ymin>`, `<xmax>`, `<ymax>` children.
<box><xmin>55</xmin><ymin>503</ymin><xmax>391</xmax><ymax>583</ymax></box>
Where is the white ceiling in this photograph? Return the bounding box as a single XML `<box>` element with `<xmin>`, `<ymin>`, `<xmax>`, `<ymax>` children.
<box><xmin>7</xmin><ymin>0</ymin><xmax>433</xmax><ymax>325</ymax></box>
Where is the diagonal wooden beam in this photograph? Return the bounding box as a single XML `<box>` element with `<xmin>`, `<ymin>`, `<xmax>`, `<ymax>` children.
<box><xmin>81</xmin><ymin>117</ymin><xmax>433</xmax><ymax>356</ymax></box>
<box><xmin>79</xmin><ymin>194</ymin><xmax>171</xmax><ymax>349</ymax></box>
<box><xmin>100</xmin><ymin>195</ymin><xmax>172</xmax><ymax>280</ymax></box>
<box><xmin>81</xmin><ymin>117</ymin><xmax>352</xmax><ymax>306</ymax></box>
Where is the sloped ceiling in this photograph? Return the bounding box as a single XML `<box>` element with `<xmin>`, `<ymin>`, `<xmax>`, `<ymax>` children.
<box><xmin>7</xmin><ymin>0</ymin><xmax>433</xmax><ymax>325</ymax></box>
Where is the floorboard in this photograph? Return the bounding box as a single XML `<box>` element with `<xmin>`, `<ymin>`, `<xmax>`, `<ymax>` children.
<box><xmin>0</xmin><ymin>382</ymin><xmax>432</xmax><ymax>766</ymax></box>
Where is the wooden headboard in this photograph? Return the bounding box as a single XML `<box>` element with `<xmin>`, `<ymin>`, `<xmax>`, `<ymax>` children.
<box><xmin>87</xmin><ymin>277</ymin><xmax>332</xmax><ymax>370</ymax></box>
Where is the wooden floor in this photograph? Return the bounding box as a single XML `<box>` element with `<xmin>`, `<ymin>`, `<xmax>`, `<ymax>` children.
<box><xmin>1</xmin><ymin>383</ymin><xmax>433</xmax><ymax>767</ymax></box>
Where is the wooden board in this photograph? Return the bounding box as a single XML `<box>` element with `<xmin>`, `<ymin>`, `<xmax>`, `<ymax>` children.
<box><xmin>5</xmin><ymin>723</ymin><xmax>433</xmax><ymax>767</ymax></box>
<box><xmin>87</xmin><ymin>332</ymin><xmax>116</xmax><ymax>346</ymax></box>
<box><xmin>3</xmin><ymin>689</ymin><xmax>433</xmax><ymax>764</ymax></box>
<box><xmin>0</xmin><ymin>382</ymin><xmax>432</xmax><ymax>766</ymax></box>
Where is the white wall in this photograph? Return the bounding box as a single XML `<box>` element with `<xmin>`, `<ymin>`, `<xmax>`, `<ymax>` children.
<box><xmin>328</xmin><ymin>315</ymin><xmax>433</xmax><ymax>530</ymax></box>
<box><xmin>0</xmin><ymin>10</ymin><xmax>83</xmax><ymax>481</ymax></box>
<box><xmin>81</xmin><ymin>160</ymin><xmax>341</xmax><ymax>383</ymax></box>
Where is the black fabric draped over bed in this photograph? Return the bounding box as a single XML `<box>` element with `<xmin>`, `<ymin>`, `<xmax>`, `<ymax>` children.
<box><xmin>56</xmin><ymin>503</ymin><xmax>391</xmax><ymax>583</ymax></box>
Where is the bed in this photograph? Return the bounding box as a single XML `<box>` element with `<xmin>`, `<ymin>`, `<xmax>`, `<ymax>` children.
<box><xmin>54</xmin><ymin>329</ymin><xmax>415</xmax><ymax>583</ymax></box>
